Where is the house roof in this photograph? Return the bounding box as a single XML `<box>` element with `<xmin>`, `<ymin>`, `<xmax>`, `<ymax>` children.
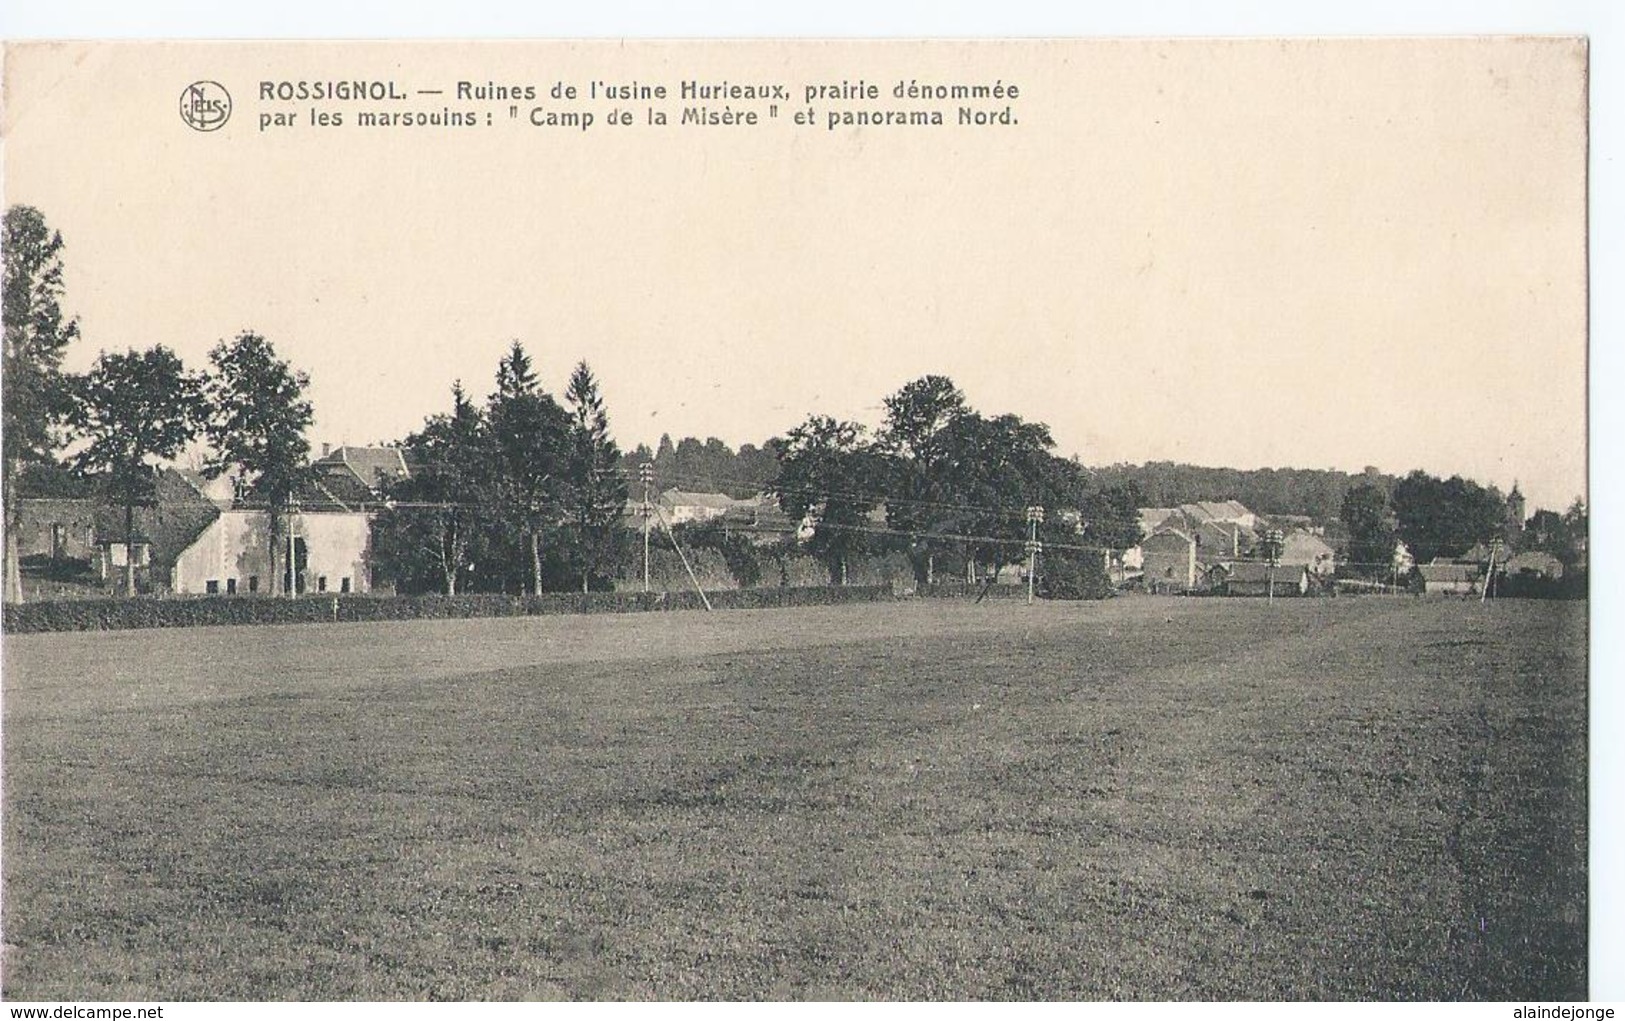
<box><xmin>171</xmin><ymin>469</ymin><xmax>237</xmax><ymax>507</ymax></box>
<box><xmin>1184</xmin><ymin>500</ymin><xmax>1252</xmax><ymax>523</ymax></box>
<box><xmin>1503</xmin><ymin>551</ymin><xmax>1562</xmax><ymax>572</ymax></box>
<box><xmin>1419</xmin><ymin>563</ymin><xmax>1480</xmax><ymax>583</ymax></box>
<box><xmin>659</xmin><ymin>489</ymin><xmax>740</xmax><ymax>511</ymax></box>
<box><xmin>291</xmin><ymin>446</ymin><xmax>415</xmax><ymax>511</ymax></box>
<box><xmin>1143</xmin><ymin>526</ymin><xmax>1194</xmax><ymax>547</ymax></box>
<box><xmin>96</xmin><ymin>468</ymin><xmax>223</xmax><ymax>570</ymax></box>
<box><xmin>1138</xmin><ymin>507</ymin><xmax>1181</xmax><ymax>532</ymax></box>
<box><xmin>1279</xmin><ymin>531</ymin><xmax>1335</xmax><ymax>563</ymax></box>
<box><xmin>18</xmin><ymin>497</ymin><xmax>98</xmax><ymax>519</ymax></box>
<box><xmin>298</xmin><ymin>471</ymin><xmax>375</xmax><ymax>512</ymax></box>
<box><xmin>1190</xmin><ymin>518</ymin><xmax>1243</xmax><ymax>548</ymax></box>
<box><xmin>315</xmin><ymin>446</ymin><xmax>413</xmax><ymax>490</ymax></box>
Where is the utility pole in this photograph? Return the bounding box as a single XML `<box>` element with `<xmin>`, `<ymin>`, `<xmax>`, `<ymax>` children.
<box><xmin>287</xmin><ymin>497</ymin><xmax>300</xmax><ymax>598</ymax></box>
<box><xmin>1264</xmin><ymin>528</ymin><xmax>1284</xmax><ymax>605</ymax></box>
<box><xmin>654</xmin><ymin>504</ymin><xmax>713</xmax><ymax>612</ymax></box>
<box><xmin>1482</xmin><ymin>537</ymin><xmax>1503</xmax><ymax>603</ymax></box>
<box><xmin>1026</xmin><ymin>505</ymin><xmax>1045</xmax><ymax>605</ymax></box>
<box><xmin>639</xmin><ymin>461</ymin><xmax>654</xmax><ymax>593</ymax></box>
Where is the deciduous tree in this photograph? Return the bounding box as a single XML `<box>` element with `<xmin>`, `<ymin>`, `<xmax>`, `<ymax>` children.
<box><xmin>202</xmin><ymin>331</ymin><xmax>315</xmax><ymax>596</ymax></box>
<box><xmin>371</xmin><ymin>383</ymin><xmax>492</xmax><ymax>595</ymax></box>
<box><xmin>877</xmin><ymin>375</ymin><xmax>970</xmax><ymax>584</ymax></box>
<box><xmin>1391</xmin><ymin>470</ymin><xmax>1505</xmax><ymax>565</ymax></box>
<box><xmin>3</xmin><ymin>206</ymin><xmax>80</xmax><ymax>602</ymax></box>
<box><xmin>772</xmin><ymin>415</ymin><xmax>881</xmax><ymax>585</ymax></box>
<box><xmin>66</xmin><ymin>346</ymin><xmax>206</xmax><ymax>594</ymax></box>
<box><xmin>1340</xmin><ymin>482</ymin><xmax>1398</xmax><ymax>575</ymax></box>
<box><xmin>1079</xmin><ymin>481</ymin><xmax>1144</xmax><ymax>559</ymax></box>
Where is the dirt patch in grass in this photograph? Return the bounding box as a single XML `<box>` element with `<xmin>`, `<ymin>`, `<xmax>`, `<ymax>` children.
<box><xmin>2</xmin><ymin>597</ymin><xmax>1586</xmax><ymax>999</ymax></box>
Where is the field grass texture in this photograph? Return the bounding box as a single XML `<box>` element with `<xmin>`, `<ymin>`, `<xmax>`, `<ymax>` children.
<box><xmin>1</xmin><ymin>597</ymin><xmax>1587</xmax><ymax>999</ymax></box>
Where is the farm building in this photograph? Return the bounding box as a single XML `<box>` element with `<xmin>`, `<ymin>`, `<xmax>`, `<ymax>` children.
<box><xmin>721</xmin><ymin>492</ymin><xmax>797</xmax><ymax>545</ymax></box>
<box><xmin>1418</xmin><ymin>563</ymin><xmax>1481</xmax><ymax>595</ymax></box>
<box><xmin>1223</xmin><ymin>561</ymin><xmax>1309</xmax><ymax>597</ymax></box>
<box><xmin>1141</xmin><ymin>528</ymin><xmax>1197</xmax><ymax>593</ymax></box>
<box><xmin>1279</xmin><ymin>530</ymin><xmax>1337</xmax><ymax>576</ymax></box>
<box><xmin>90</xmin><ymin>469</ymin><xmax>226</xmax><ymax>592</ymax></box>
<box><xmin>314</xmin><ymin>444</ymin><xmax>415</xmax><ymax>496</ymax></box>
<box><xmin>170</xmin><ymin>507</ymin><xmax>372</xmax><ymax>595</ymax></box>
<box><xmin>1183</xmin><ymin>500</ymin><xmax>1259</xmax><ymax>529</ymax></box>
<box><xmin>163</xmin><ymin>446</ymin><xmax>406</xmax><ymax>595</ymax></box>
<box><xmin>1501</xmin><ymin>550</ymin><xmax>1564</xmax><ymax>579</ymax></box>
<box><xmin>659</xmin><ymin>489</ymin><xmax>739</xmax><ymax>525</ymax></box>
<box><xmin>1125</xmin><ymin>500</ymin><xmax>1262</xmax><ymax>580</ymax></box>
<box><xmin>1190</xmin><ymin>518</ymin><xmax>1247</xmax><ymax>563</ymax></box>
<box><xmin>14</xmin><ymin>498</ymin><xmax>99</xmax><ymax>562</ymax></box>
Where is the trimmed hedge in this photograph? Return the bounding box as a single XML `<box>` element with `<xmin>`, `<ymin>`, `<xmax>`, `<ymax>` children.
<box><xmin>915</xmin><ymin>581</ymin><xmax>1029</xmax><ymax>600</ymax></box>
<box><xmin>2</xmin><ymin>584</ymin><xmax>898</xmax><ymax>634</ymax></box>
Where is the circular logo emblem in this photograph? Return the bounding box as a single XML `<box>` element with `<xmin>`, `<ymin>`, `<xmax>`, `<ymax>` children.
<box><xmin>179</xmin><ymin>81</ymin><xmax>232</xmax><ymax>131</ymax></box>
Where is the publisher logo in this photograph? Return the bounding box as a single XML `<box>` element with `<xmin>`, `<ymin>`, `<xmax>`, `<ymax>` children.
<box><xmin>180</xmin><ymin>81</ymin><xmax>232</xmax><ymax>131</ymax></box>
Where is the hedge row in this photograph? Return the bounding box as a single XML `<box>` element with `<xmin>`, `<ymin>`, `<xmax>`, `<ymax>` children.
<box><xmin>2</xmin><ymin>584</ymin><xmax>898</xmax><ymax>634</ymax></box>
<box><xmin>914</xmin><ymin>581</ymin><xmax>1029</xmax><ymax>600</ymax></box>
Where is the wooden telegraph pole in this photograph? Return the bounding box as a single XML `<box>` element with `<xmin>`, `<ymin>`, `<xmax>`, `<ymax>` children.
<box><xmin>1264</xmin><ymin>528</ymin><xmax>1284</xmax><ymax>606</ymax></box>
<box><xmin>639</xmin><ymin>461</ymin><xmax>653</xmax><ymax>593</ymax></box>
<box><xmin>1025</xmin><ymin>505</ymin><xmax>1045</xmax><ymax>605</ymax></box>
<box><xmin>1482</xmin><ymin>537</ymin><xmax>1504</xmax><ymax>603</ymax></box>
<box><xmin>287</xmin><ymin>497</ymin><xmax>300</xmax><ymax>598</ymax></box>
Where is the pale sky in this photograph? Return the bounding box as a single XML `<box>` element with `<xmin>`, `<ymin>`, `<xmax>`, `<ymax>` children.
<box><xmin>2</xmin><ymin>39</ymin><xmax>1588</xmax><ymax>512</ymax></box>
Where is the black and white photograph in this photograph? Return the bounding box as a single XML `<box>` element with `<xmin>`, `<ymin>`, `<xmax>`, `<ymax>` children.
<box><xmin>0</xmin><ymin>17</ymin><xmax>1610</xmax><ymax>1007</ymax></box>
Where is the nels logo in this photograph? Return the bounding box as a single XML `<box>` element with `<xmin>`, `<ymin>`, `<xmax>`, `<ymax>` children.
<box><xmin>179</xmin><ymin>81</ymin><xmax>232</xmax><ymax>131</ymax></box>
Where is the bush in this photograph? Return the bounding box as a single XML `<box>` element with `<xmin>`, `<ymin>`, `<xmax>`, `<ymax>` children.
<box><xmin>1</xmin><ymin>585</ymin><xmax>898</xmax><ymax>634</ymax></box>
<box><xmin>1039</xmin><ymin>553</ymin><xmax>1113</xmax><ymax>600</ymax></box>
<box><xmin>670</xmin><ymin>522</ymin><xmax>765</xmax><ymax>589</ymax></box>
<box><xmin>916</xmin><ymin>581</ymin><xmax>1025</xmax><ymax>600</ymax></box>
<box><xmin>1494</xmin><ymin>570</ymin><xmax>1587</xmax><ymax>600</ymax></box>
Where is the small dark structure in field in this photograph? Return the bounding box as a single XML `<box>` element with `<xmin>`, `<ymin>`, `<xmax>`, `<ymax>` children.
<box><xmin>1418</xmin><ymin>562</ymin><xmax>1481</xmax><ymax>595</ymax></box>
<box><xmin>1223</xmin><ymin>561</ymin><xmax>1308</xmax><ymax>597</ymax></box>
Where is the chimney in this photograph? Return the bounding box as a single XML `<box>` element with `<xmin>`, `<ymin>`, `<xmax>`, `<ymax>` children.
<box><xmin>321</xmin><ymin>443</ymin><xmax>331</xmax><ymax>458</ymax></box>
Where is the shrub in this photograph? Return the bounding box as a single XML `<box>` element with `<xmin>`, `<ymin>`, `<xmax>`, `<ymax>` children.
<box><xmin>1039</xmin><ymin>553</ymin><xmax>1113</xmax><ymax>600</ymax></box>
<box><xmin>2</xmin><ymin>585</ymin><xmax>898</xmax><ymax>634</ymax></box>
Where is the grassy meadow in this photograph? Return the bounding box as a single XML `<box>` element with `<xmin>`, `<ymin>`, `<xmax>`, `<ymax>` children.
<box><xmin>0</xmin><ymin>596</ymin><xmax>1587</xmax><ymax>1000</ymax></box>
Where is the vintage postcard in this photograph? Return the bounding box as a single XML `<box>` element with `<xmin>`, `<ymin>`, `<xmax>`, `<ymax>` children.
<box><xmin>0</xmin><ymin>39</ymin><xmax>1591</xmax><ymax>1002</ymax></box>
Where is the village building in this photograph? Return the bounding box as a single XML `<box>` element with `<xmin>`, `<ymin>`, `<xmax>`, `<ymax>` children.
<box><xmin>1181</xmin><ymin>500</ymin><xmax>1259</xmax><ymax>530</ymax></box>
<box><xmin>14</xmin><ymin>497</ymin><xmax>99</xmax><ymax>564</ymax></box>
<box><xmin>107</xmin><ymin>447</ymin><xmax>410</xmax><ymax>596</ymax></box>
<box><xmin>658</xmin><ymin>489</ymin><xmax>739</xmax><ymax>525</ymax></box>
<box><xmin>1189</xmin><ymin>518</ymin><xmax>1247</xmax><ymax>568</ymax></box>
<box><xmin>1418</xmin><ymin>562</ymin><xmax>1481</xmax><ymax>595</ymax></box>
<box><xmin>1223</xmin><ymin>561</ymin><xmax>1309</xmax><ymax>597</ymax></box>
<box><xmin>1140</xmin><ymin>528</ymin><xmax>1197</xmax><ymax>593</ymax></box>
<box><xmin>1501</xmin><ymin>550</ymin><xmax>1564</xmax><ymax>580</ymax></box>
<box><xmin>1277</xmin><ymin>530</ymin><xmax>1337</xmax><ymax>576</ymax></box>
<box><xmin>92</xmin><ymin>469</ymin><xmax>224</xmax><ymax>591</ymax></box>
<box><xmin>721</xmin><ymin>492</ymin><xmax>797</xmax><ymax>545</ymax></box>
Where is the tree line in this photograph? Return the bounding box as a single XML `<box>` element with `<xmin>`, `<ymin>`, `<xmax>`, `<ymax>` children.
<box><xmin>765</xmin><ymin>375</ymin><xmax>1144</xmax><ymax>593</ymax></box>
<box><xmin>368</xmin><ymin>346</ymin><xmax>627</xmax><ymax>596</ymax></box>
<box><xmin>2</xmin><ymin>205</ymin><xmax>627</xmax><ymax>601</ymax></box>
<box><xmin>1340</xmin><ymin>474</ymin><xmax>1587</xmax><ymax>576</ymax></box>
<box><xmin>4</xmin><ymin>202</ymin><xmax>1588</xmax><ymax>602</ymax></box>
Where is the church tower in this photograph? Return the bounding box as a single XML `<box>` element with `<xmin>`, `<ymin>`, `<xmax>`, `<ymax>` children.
<box><xmin>1505</xmin><ymin>481</ymin><xmax>1526</xmax><ymax>545</ymax></box>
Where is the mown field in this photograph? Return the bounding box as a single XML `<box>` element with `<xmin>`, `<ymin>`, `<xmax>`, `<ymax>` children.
<box><xmin>1</xmin><ymin>596</ymin><xmax>1587</xmax><ymax>1000</ymax></box>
